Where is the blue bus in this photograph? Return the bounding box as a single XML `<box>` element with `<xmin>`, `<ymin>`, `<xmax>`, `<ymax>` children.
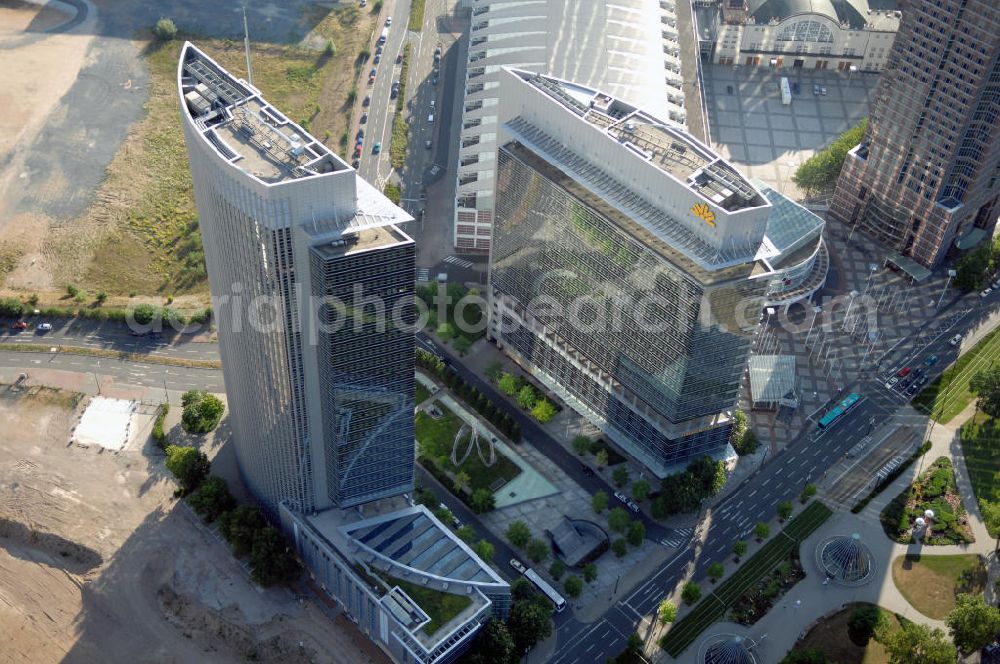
<box><xmin>817</xmin><ymin>392</ymin><xmax>862</xmax><ymax>430</ymax></box>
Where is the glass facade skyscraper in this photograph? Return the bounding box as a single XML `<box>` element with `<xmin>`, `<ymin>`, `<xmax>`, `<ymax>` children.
<box><xmin>489</xmin><ymin>70</ymin><xmax>773</xmax><ymax>476</ymax></box>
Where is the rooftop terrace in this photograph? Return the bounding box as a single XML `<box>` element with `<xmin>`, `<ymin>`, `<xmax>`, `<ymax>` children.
<box><xmin>179</xmin><ymin>43</ymin><xmax>346</xmax><ymax>184</ymax></box>
<box><xmin>522</xmin><ymin>71</ymin><xmax>764</xmax><ymax>213</ymax></box>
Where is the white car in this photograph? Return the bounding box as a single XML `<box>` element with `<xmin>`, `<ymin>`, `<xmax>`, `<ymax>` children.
<box><xmin>36</xmin><ymin>322</ymin><xmax>53</xmax><ymax>332</ymax></box>
<box><xmin>950</xmin><ymin>333</ymin><xmax>963</xmax><ymax>346</ymax></box>
<box><xmin>385</xmin><ymin>16</ymin><xmax>392</xmax><ymax>26</ymax></box>
<box><xmin>884</xmin><ymin>376</ymin><xmax>899</xmax><ymax>390</ymax></box>
<box><xmin>509</xmin><ymin>558</ymin><xmax>527</xmax><ymax>574</ymax></box>
<box><xmin>982</xmin><ymin>288</ymin><xmax>993</xmax><ymax>298</ymax></box>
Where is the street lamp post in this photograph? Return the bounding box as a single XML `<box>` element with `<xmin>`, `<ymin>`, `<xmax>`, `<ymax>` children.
<box><xmin>843</xmin><ymin>290</ymin><xmax>860</xmax><ymax>332</ymax></box>
<box><xmin>805</xmin><ymin>305</ymin><xmax>822</xmax><ymax>346</ymax></box>
<box><xmin>937</xmin><ymin>269</ymin><xmax>957</xmax><ymax>309</ymax></box>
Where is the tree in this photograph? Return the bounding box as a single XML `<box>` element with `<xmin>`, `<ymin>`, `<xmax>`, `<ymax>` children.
<box><xmin>572</xmin><ymin>435</ymin><xmax>591</xmax><ymax>455</ymax></box>
<box><xmin>131</xmin><ymin>302</ymin><xmax>158</xmax><ymax>325</ymax></box>
<box><xmin>187</xmin><ymin>476</ymin><xmax>235</xmax><ymax>522</ymax></box>
<box><xmin>791</xmin><ymin>118</ymin><xmax>867</xmax><ymax>196</ymax></box>
<box><xmin>592</xmin><ymin>490</ymin><xmax>609</xmax><ymax>514</ymax></box>
<box><xmin>549</xmin><ymin>559</ymin><xmax>566</xmax><ymax>581</ymax></box>
<box><xmin>627</xmin><ymin>520</ymin><xmax>645</xmax><ymax>547</ymax></box>
<box><xmin>980</xmin><ymin>498</ymin><xmax>1000</xmax><ymax>548</ymax></box>
<box><xmin>485</xmin><ymin>361</ymin><xmax>504</xmax><ymax>382</ymax></box>
<box><xmin>707</xmin><ymin>561</ymin><xmax>724</xmax><ymax>583</ymax></box>
<box><xmin>498</xmin><ymin>373</ymin><xmax>520</xmax><ymax>396</ymax></box>
<box><xmin>612</xmin><ymin>465</ymin><xmax>629</xmax><ymax>488</ymax></box>
<box><xmin>517</xmin><ymin>385</ymin><xmax>537</xmax><ymax>409</ymax></box>
<box><xmin>456</xmin><ymin>525</ymin><xmax>476</xmax><ymax>543</ymax></box>
<box><xmin>681</xmin><ymin>581</ymin><xmax>701</xmax><ymax>605</ymax></box>
<box><xmin>526</xmin><ymin>537</ymin><xmax>549</xmax><ymax>563</ymax></box>
<box><xmin>946</xmin><ymin>593</ymin><xmax>1000</xmax><ymax>654</ymax></box>
<box><xmin>658</xmin><ymin>471</ymin><xmax>702</xmax><ymax>515</ymax></box>
<box><xmin>564</xmin><ymin>575</ymin><xmax>583</xmax><ymax>599</ymax></box>
<box><xmin>729</xmin><ymin>410</ymin><xmax>759</xmax><ymax>456</ymax></box>
<box><xmin>612</xmin><ymin>538</ymin><xmax>628</xmax><ymax>558</ymax></box>
<box><xmin>95</xmin><ymin>291</ymin><xmax>108</xmax><ymax>304</ymax></box>
<box><xmin>218</xmin><ymin>505</ymin><xmax>265</xmax><ymax>557</ymax></box>
<box><xmin>881</xmin><ymin>622</ymin><xmax>954</xmax><ymax>664</ymax></box>
<box><xmin>596</xmin><ymin>449</ymin><xmax>609</xmax><ymax>469</ymax></box>
<box><xmin>507</xmin><ymin>520</ymin><xmax>531</xmax><ymax>548</ymax></box>
<box><xmin>0</xmin><ymin>297</ymin><xmax>23</xmax><ymax>317</ymax></box>
<box><xmin>470</xmin><ymin>488</ymin><xmax>496</xmax><ymax>514</ymax></box>
<box><xmin>777</xmin><ymin>500</ymin><xmax>794</xmax><ymax>522</ymax></box>
<box><xmin>779</xmin><ymin>650</ymin><xmax>831</xmax><ymax>664</ymax></box>
<box><xmin>164</xmin><ymin>444</ymin><xmax>210</xmax><ymax>493</ymax></box>
<box><xmin>153</xmin><ymin>17</ymin><xmax>178</xmax><ymax>41</ymax></box>
<box><xmin>800</xmin><ymin>483</ymin><xmax>818</xmax><ymax>504</ymax></box>
<box><xmin>658</xmin><ymin>599</ymin><xmax>677</xmax><ymax>624</ymax></box>
<box><xmin>584</xmin><ymin>563</ymin><xmax>597</xmax><ymax>583</ymax></box>
<box><xmin>453</xmin><ymin>470</ymin><xmax>471</xmax><ymax>494</ymax></box>
<box><xmin>250</xmin><ymin>526</ymin><xmax>301</xmax><ymax>587</ymax></box>
<box><xmin>465</xmin><ymin>619</ymin><xmax>515</xmax><ymax>664</ymax></box>
<box><xmin>608</xmin><ymin>507</ymin><xmax>630</xmax><ymax>533</ymax></box>
<box><xmin>955</xmin><ymin>242</ymin><xmax>992</xmax><ymax>291</ymax></box>
<box><xmin>473</xmin><ymin>539</ymin><xmax>495</xmax><ymax>562</ymax></box>
<box><xmin>531</xmin><ymin>398</ymin><xmax>556</xmax><ymax>423</ymax></box>
<box><xmin>754</xmin><ymin>522</ymin><xmax>770</xmax><ymax>541</ymax></box>
<box><xmin>324</xmin><ymin>38</ymin><xmax>336</xmax><ymax>56</ymax></box>
<box><xmin>507</xmin><ymin>598</ymin><xmax>552</xmax><ymax>653</ymax></box>
<box><xmin>970</xmin><ymin>367</ymin><xmax>1000</xmax><ymax>418</ymax></box>
<box><xmin>688</xmin><ymin>455</ymin><xmax>726</xmax><ymax>496</ymax></box>
<box><xmin>625</xmin><ymin>632</ymin><xmax>643</xmax><ymax>655</ymax></box>
<box><xmin>847</xmin><ymin>605</ymin><xmax>887</xmax><ymax>645</ymax></box>
<box><xmin>510</xmin><ymin>577</ymin><xmax>534</xmax><ymax>603</ymax></box>
<box><xmin>631</xmin><ymin>479</ymin><xmax>650</xmax><ymax>503</ymax></box>
<box><xmin>732</xmin><ymin>540</ymin><xmax>747</xmax><ymax>561</ymax></box>
<box><xmin>180</xmin><ymin>390</ymin><xmax>225</xmax><ymax>434</ymax></box>
<box><xmin>434</xmin><ymin>506</ymin><xmax>453</xmax><ymax>526</ymax></box>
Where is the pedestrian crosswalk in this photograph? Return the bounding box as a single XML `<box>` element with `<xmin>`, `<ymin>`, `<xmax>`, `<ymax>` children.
<box><xmin>443</xmin><ymin>255</ymin><xmax>474</xmax><ymax>269</ymax></box>
<box><xmin>658</xmin><ymin>526</ymin><xmax>694</xmax><ymax>548</ymax></box>
<box><xmin>415</xmin><ymin>267</ymin><xmax>430</xmax><ymax>282</ymax></box>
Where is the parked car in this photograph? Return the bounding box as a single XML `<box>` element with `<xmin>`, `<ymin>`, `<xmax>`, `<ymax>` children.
<box><xmin>363</xmin><ymin>95</ymin><xmax>371</xmax><ymax>107</ymax></box>
<box><xmin>885</xmin><ymin>376</ymin><xmax>899</xmax><ymax>390</ymax></box>
<box><xmin>982</xmin><ymin>288</ymin><xmax>993</xmax><ymax>298</ymax></box>
<box><xmin>434</xmin><ymin>45</ymin><xmax>442</xmax><ymax>56</ymax></box>
<box><xmin>433</xmin><ymin>52</ymin><xmax>441</xmax><ymax>64</ymax></box>
<box><xmin>373</xmin><ymin>53</ymin><xmax>381</xmax><ymax>65</ymax></box>
<box><xmin>10</xmin><ymin>320</ymin><xmax>28</xmax><ymax>331</ymax></box>
<box><xmin>373</xmin><ymin>142</ymin><xmax>381</xmax><ymax>154</ymax></box>
<box><xmin>385</xmin><ymin>16</ymin><xmax>392</xmax><ymax>26</ymax></box>
<box><xmin>396</xmin><ymin>53</ymin><xmax>403</xmax><ymax>64</ymax></box>
<box><xmin>424</xmin><ymin>140</ymin><xmax>432</xmax><ymax>149</ymax></box>
<box><xmin>896</xmin><ymin>366</ymin><xmax>911</xmax><ymax>378</ymax></box>
<box><xmin>819</xmin><ymin>86</ymin><xmax>828</xmax><ymax>95</ymax></box>
<box><xmin>950</xmin><ymin>333</ymin><xmax>963</xmax><ymax>346</ymax></box>
<box><xmin>351</xmin><ymin>159</ymin><xmax>359</xmax><ymax>169</ymax></box>
<box><xmin>791</xmin><ymin>81</ymin><xmax>801</xmax><ymax>94</ymax></box>
<box><xmin>813</xmin><ymin>84</ymin><xmax>821</xmax><ymax>95</ymax></box>
<box><xmin>36</xmin><ymin>322</ymin><xmax>53</xmax><ymax>332</ymax></box>
<box><xmin>356</xmin><ymin>128</ymin><xmax>365</xmax><ymax>139</ymax></box>
<box><xmin>353</xmin><ymin>146</ymin><xmax>362</xmax><ymax>158</ymax></box>
<box><xmin>924</xmin><ymin>355</ymin><xmax>938</xmax><ymax>366</ymax></box>
<box><xmin>993</xmin><ymin>279</ymin><xmax>1000</xmax><ymax>289</ymax></box>
<box><xmin>432</xmin><ymin>74</ymin><xmax>439</xmax><ymax>86</ymax></box>
<box><xmin>360</xmin><ymin>113</ymin><xmax>368</xmax><ymax>124</ymax></box>
<box><xmin>509</xmin><ymin>558</ymin><xmax>527</xmax><ymax>574</ymax></box>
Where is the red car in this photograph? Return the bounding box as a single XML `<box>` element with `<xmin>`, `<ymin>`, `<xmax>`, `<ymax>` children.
<box><xmin>896</xmin><ymin>367</ymin><xmax>911</xmax><ymax>378</ymax></box>
<box><xmin>10</xmin><ymin>320</ymin><xmax>28</xmax><ymax>331</ymax></box>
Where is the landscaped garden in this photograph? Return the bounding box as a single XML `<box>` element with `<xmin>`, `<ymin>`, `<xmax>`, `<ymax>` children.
<box><xmin>784</xmin><ymin>603</ymin><xmax>901</xmax><ymax>664</ymax></box>
<box><xmin>485</xmin><ymin>363</ymin><xmax>560</xmax><ymax>424</ymax></box>
<box><xmin>880</xmin><ymin>456</ymin><xmax>975</xmax><ymax>545</ymax></box>
<box><xmin>728</xmin><ymin>550</ymin><xmax>805</xmax><ymax>625</ymax></box>
<box><xmin>912</xmin><ymin>324</ymin><xmax>1000</xmax><ymax>423</ymax></box>
<box><xmin>660</xmin><ymin>501</ymin><xmax>832</xmax><ymax>656</ymax></box>
<box><xmin>415</xmin><ymin>402</ymin><xmax>520</xmax><ymax>510</ymax></box>
<box><xmin>890</xmin><ymin>554</ymin><xmax>986</xmax><ymax>619</ymax></box>
<box><xmin>379</xmin><ymin>573</ymin><xmax>472</xmax><ymax>635</ymax></box>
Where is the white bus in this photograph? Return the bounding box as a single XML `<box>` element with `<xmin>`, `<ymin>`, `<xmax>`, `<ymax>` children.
<box><xmin>524</xmin><ymin>568</ymin><xmax>567</xmax><ymax>613</ymax></box>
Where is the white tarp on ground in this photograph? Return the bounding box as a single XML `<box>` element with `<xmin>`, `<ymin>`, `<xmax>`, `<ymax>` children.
<box><xmin>73</xmin><ymin>397</ymin><xmax>136</xmax><ymax>451</ymax></box>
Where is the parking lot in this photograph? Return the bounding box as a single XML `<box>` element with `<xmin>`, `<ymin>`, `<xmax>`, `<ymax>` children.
<box><xmin>701</xmin><ymin>64</ymin><xmax>879</xmax><ymax>198</ymax></box>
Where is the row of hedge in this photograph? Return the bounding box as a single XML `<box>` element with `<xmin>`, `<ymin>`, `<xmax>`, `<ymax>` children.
<box><xmin>0</xmin><ymin>296</ymin><xmax>212</xmax><ymax>327</ymax></box>
<box><xmin>850</xmin><ymin>440</ymin><xmax>931</xmax><ymax>513</ymax></box>
<box><xmin>417</xmin><ymin>348</ymin><xmax>522</xmax><ymax>441</ymax></box>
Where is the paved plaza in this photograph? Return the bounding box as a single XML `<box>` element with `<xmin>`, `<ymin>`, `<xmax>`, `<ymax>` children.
<box><xmin>702</xmin><ymin>64</ymin><xmax>878</xmax><ymax>198</ymax></box>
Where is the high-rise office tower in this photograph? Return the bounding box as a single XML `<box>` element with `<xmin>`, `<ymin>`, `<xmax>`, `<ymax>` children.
<box><xmin>489</xmin><ymin>69</ymin><xmax>824</xmax><ymax>476</ymax></box>
<box><xmin>830</xmin><ymin>0</ymin><xmax>1000</xmax><ymax>271</ymax></box>
<box><xmin>177</xmin><ymin>44</ymin><xmax>416</xmax><ymax>513</ymax></box>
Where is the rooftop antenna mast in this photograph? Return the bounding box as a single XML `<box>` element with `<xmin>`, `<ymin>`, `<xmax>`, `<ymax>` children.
<box><xmin>243</xmin><ymin>7</ymin><xmax>254</xmax><ymax>87</ymax></box>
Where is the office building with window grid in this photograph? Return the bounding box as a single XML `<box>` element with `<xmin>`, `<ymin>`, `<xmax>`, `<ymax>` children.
<box><xmin>488</xmin><ymin>69</ymin><xmax>795</xmax><ymax>476</ymax></box>
<box><xmin>178</xmin><ymin>43</ymin><xmax>416</xmax><ymax>514</ymax></box>
<box><xmin>830</xmin><ymin>0</ymin><xmax>1000</xmax><ymax>272</ymax></box>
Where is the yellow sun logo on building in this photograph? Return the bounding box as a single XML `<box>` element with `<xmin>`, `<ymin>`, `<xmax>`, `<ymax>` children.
<box><xmin>691</xmin><ymin>202</ymin><xmax>716</xmax><ymax>227</ymax></box>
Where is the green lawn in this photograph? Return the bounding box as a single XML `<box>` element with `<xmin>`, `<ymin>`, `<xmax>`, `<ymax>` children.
<box><xmin>891</xmin><ymin>554</ymin><xmax>986</xmax><ymax>619</ymax></box>
<box><xmin>660</xmin><ymin>502</ymin><xmax>832</xmax><ymax>656</ymax></box>
<box><xmin>959</xmin><ymin>413</ymin><xmax>1000</xmax><ymax>534</ymax></box>
<box><xmin>416</xmin><ymin>404</ymin><xmax>520</xmax><ymax>492</ymax></box>
<box><xmin>383</xmin><ymin>574</ymin><xmax>472</xmax><ymax>635</ymax></box>
<box><xmin>912</xmin><ymin>324</ymin><xmax>1000</xmax><ymax>423</ymax></box>
<box><xmin>415</xmin><ymin>382</ymin><xmax>431</xmax><ymax>405</ymax></box>
<box><xmin>791</xmin><ymin>603</ymin><xmax>899</xmax><ymax>664</ymax></box>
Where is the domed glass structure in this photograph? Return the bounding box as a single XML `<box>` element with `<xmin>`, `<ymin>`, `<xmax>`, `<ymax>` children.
<box><xmin>703</xmin><ymin>635</ymin><xmax>756</xmax><ymax>664</ymax></box>
<box><xmin>816</xmin><ymin>533</ymin><xmax>875</xmax><ymax>586</ymax></box>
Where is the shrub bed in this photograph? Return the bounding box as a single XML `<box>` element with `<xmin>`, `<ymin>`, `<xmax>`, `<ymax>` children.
<box><xmin>880</xmin><ymin>456</ymin><xmax>975</xmax><ymax>545</ymax></box>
